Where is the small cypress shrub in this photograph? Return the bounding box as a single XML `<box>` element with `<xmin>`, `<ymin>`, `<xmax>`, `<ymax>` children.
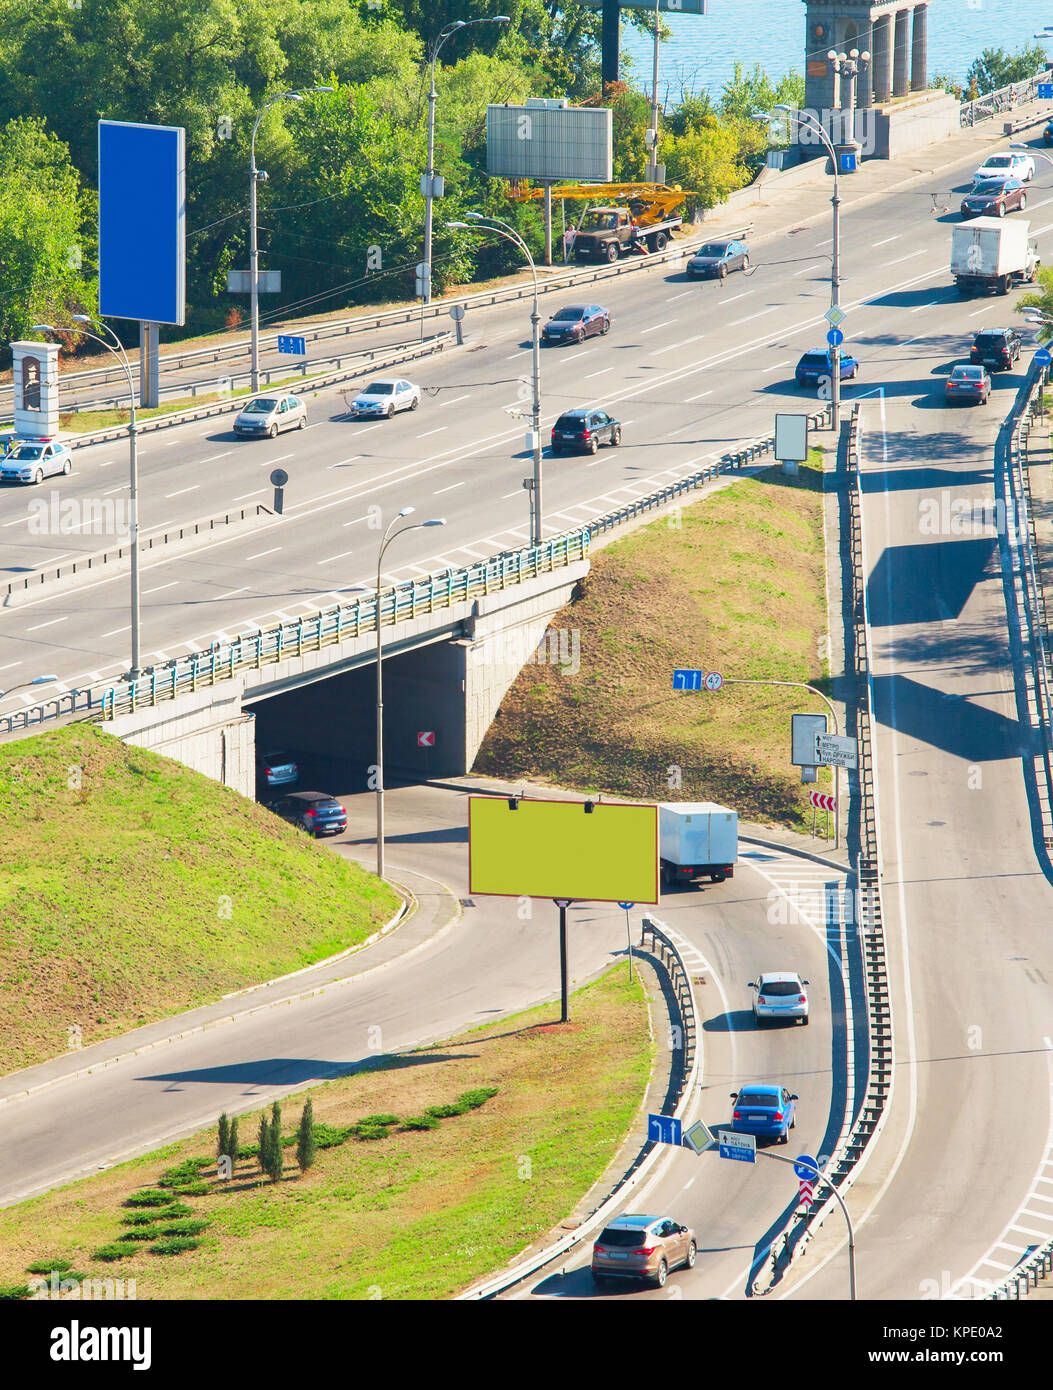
<box><xmin>169</xmin><ymin>1182</ymin><xmax>210</xmax><ymax>1197</ymax></box>
<box><xmin>0</xmin><ymin>1284</ymin><xmax>31</xmax><ymax>1300</ymax></box>
<box><xmin>148</xmin><ymin>1237</ymin><xmax>200</xmax><ymax>1256</ymax></box>
<box><xmin>296</xmin><ymin>1098</ymin><xmax>317</xmax><ymax>1174</ymax></box>
<box><xmin>121</xmin><ymin>1203</ymin><xmax>192</xmax><ymax>1226</ymax></box>
<box><xmin>358</xmin><ymin>1113</ymin><xmax>398</xmax><ymax>1128</ymax></box>
<box><xmin>93</xmin><ymin>1244</ymin><xmax>132</xmax><ymax>1262</ymax></box>
<box><xmin>256</xmin><ymin>1113</ymin><xmax>270</xmax><ymax>1174</ymax></box>
<box><xmin>118</xmin><ymin>1228</ymin><xmax>161</xmax><ymax>1242</ymax></box>
<box><xmin>26</xmin><ymin>1260</ymin><xmax>71</xmax><ymax>1274</ymax></box>
<box><xmin>227</xmin><ymin>1117</ymin><xmax>239</xmax><ymax>1164</ymax></box>
<box><xmin>124</xmin><ymin>1190</ymin><xmax>173</xmax><ymax>1208</ymax></box>
<box><xmin>217</xmin><ymin>1113</ymin><xmax>230</xmax><ymax>1161</ymax></box>
<box><xmin>425</xmin><ymin>1102</ymin><xmax>470</xmax><ymax>1119</ymax></box>
<box><xmin>156</xmin><ymin>1220</ymin><xmax>208</xmax><ymax>1237</ymax></box>
<box><xmin>353</xmin><ymin>1124</ymin><xmax>390</xmax><ymax>1141</ymax></box>
<box><xmin>265</xmin><ymin>1102</ymin><xmax>284</xmax><ymax>1183</ymax></box>
<box><xmin>457</xmin><ymin>1086</ymin><xmax>499</xmax><ymax>1109</ymax></box>
<box><xmin>401</xmin><ymin>1114</ymin><xmax>440</xmax><ymax>1131</ymax></box>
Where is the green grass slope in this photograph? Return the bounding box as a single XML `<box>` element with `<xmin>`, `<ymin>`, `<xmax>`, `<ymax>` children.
<box><xmin>475</xmin><ymin>454</ymin><xmax>835</xmax><ymax>828</ymax></box>
<box><xmin>0</xmin><ymin>725</ymin><xmax>398</xmax><ymax>1074</ymax></box>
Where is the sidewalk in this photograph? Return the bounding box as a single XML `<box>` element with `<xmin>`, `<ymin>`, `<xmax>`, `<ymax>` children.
<box><xmin>0</xmin><ymin>862</ymin><xmax>460</xmax><ymax>1107</ymax></box>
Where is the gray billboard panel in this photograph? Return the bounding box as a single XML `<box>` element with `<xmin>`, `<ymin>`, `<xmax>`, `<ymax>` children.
<box><xmin>486</xmin><ymin>105</ymin><xmax>612</xmax><ymax>182</ymax></box>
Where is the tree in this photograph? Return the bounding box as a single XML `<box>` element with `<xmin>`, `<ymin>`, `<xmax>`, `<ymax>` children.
<box><xmin>0</xmin><ymin>117</ymin><xmax>94</xmax><ymax>354</ymax></box>
<box><xmin>663</xmin><ymin>118</ymin><xmax>752</xmax><ymax>214</ymax></box>
<box><xmin>217</xmin><ymin>1113</ymin><xmax>230</xmax><ymax>1161</ymax></box>
<box><xmin>1018</xmin><ymin>266</ymin><xmax>1053</xmax><ymax>342</ymax></box>
<box><xmin>228</xmin><ymin>1116</ymin><xmax>239</xmax><ymax>1163</ymax></box>
<box><xmin>256</xmin><ymin>1112</ymin><xmax>270</xmax><ymax>1174</ymax></box>
<box><xmin>931</xmin><ymin>72</ymin><xmax>964</xmax><ymax>101</ymax></box>
<box><xmin>966</xmin><ymin>44</ymin><xmax>1047</xmax><ymax>97</ymax></box>
<box><xmin>265</xmin><ymin>1101</ymin><xmax>284</xmax><ymax>1183</ymax></box>
<box><xmin>295</xmin><ymin>1098</ymin><xmax>316</xmax><ymax>1174</ymax></box>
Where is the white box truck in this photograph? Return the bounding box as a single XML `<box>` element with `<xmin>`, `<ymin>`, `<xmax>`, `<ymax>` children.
<box><xmin>951</xmin><ymin>217</ymin><xmax>1039</xmax><ymax>296</ymax></box>
<box><xmin>659</xmin><ymin>802</ymin><xmax>738</xmax><ymax>888</ymax></box>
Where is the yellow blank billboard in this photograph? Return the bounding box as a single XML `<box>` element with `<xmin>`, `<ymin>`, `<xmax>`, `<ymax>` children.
<box><xmin>469</xmin><ymin>796</ymin><xmax>659</xmax><ymax>904</ymax></box>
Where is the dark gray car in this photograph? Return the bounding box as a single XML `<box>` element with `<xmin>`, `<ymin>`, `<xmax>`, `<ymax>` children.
<box><xmin>550</xmin><ymin>407</ymin><xmax>622</xmax><ymax>455</ymax></box>
<box><xmin>686</xmin><ymin>238</ymin><xmax>749</xmax><ymax>279</ymax></box>
<box><xmin>271</xmin><ymin>791</ymin><xmax>347</xmax><ymax>837</ymax></box>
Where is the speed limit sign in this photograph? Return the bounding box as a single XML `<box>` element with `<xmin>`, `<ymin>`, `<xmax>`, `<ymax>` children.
<box><xmin>704</xmin><ymin>671</ymin><xmax>723</xmax><ymax>692</ymax></box>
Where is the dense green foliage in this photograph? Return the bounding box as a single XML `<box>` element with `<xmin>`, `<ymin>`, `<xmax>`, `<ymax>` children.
<box><xmin>965</xmin><ymin>43</ymin><xmax>1047</xmax><ymax>98</ymax></box>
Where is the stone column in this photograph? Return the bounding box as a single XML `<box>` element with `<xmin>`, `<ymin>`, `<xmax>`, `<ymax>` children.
<box><xmin>873</xmin><ymin>14</ymin><xmax>892</xmax><ymax>103</ymax></box>
<box><xmin>893</xmin><ymin>9</ymin><xmax>910</xmax><ymax>97</ymax></box>
<box><xmin>857</xmin><ymin>54</ymin><xmax>872</xmax><ymax>109</ymax></box>
<box><xmin>911</xmin><ymin>4</ymin><xmax>928</xmax><ymax>91</ymax></box>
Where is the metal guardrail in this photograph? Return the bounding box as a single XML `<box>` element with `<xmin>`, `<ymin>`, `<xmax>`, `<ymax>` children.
<box><xmin>457</xmin><ymin>915</ymin><xmax>701</xmax><ymax>1300</ymax></box>
<box><xmin>960</xmin><ymin>68</ymin><xmax>1053</xmax><ymax>128</ymax></box>
<box><xmin>2</xmin><ymin>504</ymin><xmax>272</xmax><ymax>602</ymax></box>
<box><xmin>60</xmin><ymin>333</ymin><xmax>451</xmax><ymax>451</ymax></box>
<box><xmin>2</xmin><ymin>407</ymin><xmax>834</xmax><ymax>737</ymax></box>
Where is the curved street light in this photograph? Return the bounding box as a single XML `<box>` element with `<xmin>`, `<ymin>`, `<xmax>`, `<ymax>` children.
<box><xmin>0</xmin><ymin>674</ymin><xmax>59</xmax><ymax>702</ymax></box>
<box><xmin>447</xmin><ymin>214</ymin><xmax>543</xmax><ymax>545</ymax></box>
<box><xmin>249</xmin><ymin>86</ymin><xmax>333</xmax><ymax>392</ymax></box>
<box><xmin>755</xmin><ymin>107</ymin><xmax>844</xmax><ymax>429</ymax></box>
<box><xmin>375</xmin><ymin>508</ymin><xmax>446</xmax><ymax>880</ymax></box>
<box><xmin>34</xmin><ymin>317</ymin><xmax>144</xmax><ymax>677</ymax></box>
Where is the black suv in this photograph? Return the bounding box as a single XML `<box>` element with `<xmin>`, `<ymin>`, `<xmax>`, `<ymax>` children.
<box><xmin>1044</xmin><ymin>118</ymin><xmax>1053</xmax><ymax>147</ymax></box>
<box><xmin>271</xmin><ymin>791</ymin><xmax>347</xmax><ymax>837</ymax></box>
<box><xmin>550</xmin><ymin>408</ymin><xmax>622</xmax><ymax>455</ymax></box>
<box><xmin>970</xmin><ymin>327</ymin><xmax>1021</xmax><ymax>370</ymax></box>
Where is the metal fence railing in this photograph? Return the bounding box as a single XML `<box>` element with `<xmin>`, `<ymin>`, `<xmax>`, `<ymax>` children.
<box><xmin>960</xmin><ymin>68</ymin><xmax>1053</xmax><ymax>127</ymax></box>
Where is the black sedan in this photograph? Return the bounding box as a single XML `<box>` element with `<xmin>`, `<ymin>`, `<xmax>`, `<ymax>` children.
<box><xmin>550</xmin><ymin>407</ymin><xmax>621</xmax><ymax>455</ymax></box>
<box><xmin>960</xmin><ymin>178</ymin><xmax>1027</xmax><ymax>219</ymax></box>
<box><xmin>540</xmin><ymin>304</ymin><xmax>610</xmax><ymax>345</ymax></box>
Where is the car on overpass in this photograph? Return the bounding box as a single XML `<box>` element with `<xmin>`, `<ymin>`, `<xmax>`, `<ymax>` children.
<box><xmin>730</xmin><ymin>1084</ymin><xmax>798</xmax><ymax>1143</ymax></box>
<box><xmin>0</xmin><ymin>438</ymin><xmax>72</xmax><ymax>484</ymax></box>
<box><xmin>550</xmin><ymin>407</ymin><xmax>622</xmax><ymax>455</ymax></box>
<box><xmin>685</xmin><ymin>238</ymin><xmax>750</xmax><ymax>279</ymax></box>
<box><xmin>540</xmin><ymin>304</ymin><xmax>610</xmax><ymax>345</ymax></box>
<box><xmin>960</xmin><ymin>177</ymin><xmax>1027</xmax><ymax>219</ymax></box>
<box><xmin>591</xmin><ymin>1214</ymin><xmax>696</xmax><ymax>1289</ymax></box>
<box><xmin>945</xmin><ymin>364</ymin><xmax>992</xmax><ymax>404</ymax></box>
<box><xmin>794</xmin><ymin>348</ymin><xmax>859</xmax><ymax>387</ymax></box>
<box><xmin>233</xmin><ymin>393</ymin><xmax>307</xmax><ymax>438</ymax></box>
<box><xmin>749</xmin><ymin>971</ymin><xmax>810</xmax><ymax>1026</ymax></box>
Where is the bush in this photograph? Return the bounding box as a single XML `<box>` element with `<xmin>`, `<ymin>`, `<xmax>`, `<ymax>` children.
<box><xmin>168</xmin><ymin>1182</ymin><xmax>210</xmax><ymax>1197</ymax></box>
<box><xmin>313</xmin><ymin>1123</ymin><xmax>352</xmax><ymax>1149</ymax></box>
<box><xmin>457</xmin><ymin>1087</ymin><xmax>499</xmax><ymax>1109</ymax></box>
<box><xmin>156</xmin><ymin>1220</ymin><xmax>209</xmax><ymax>1237</ymax></box>
<box><xmin>26</xmin><ymin>1259</ymin><xmax>71</xmax><ymax>1274</ymax></box>
<box><xmin>357</xmin><ymin>1113</ymin><xmax>398</xmax><ymax>1128</ymax></box>
<box><xmin>93</xmin><ymin>1244</ymin><xmax>132</xmax><ymax>1262</ymax></box>
<box><xmin>425</xmin><ymin>1102</ymin><xmax>469</xmax><ymax>1119</ymax></box>
<box><xmin>0</xmin><ymin>1284</ymin><xmax>31</xmax><ymax>1300</ymax></box>
<box><xmin>237</xmin><ymin>1143</ymin><xmax>258</xmax><ymax>1160</ymax></box>
<box><xmin>296</xmin><ymin>1098</ymin><xmax>317</xmax><ymax>1174</ymax></box>
<box><xmin>352</xmin><ymin>1124</ymin><xmax>390</xmax><ymax>1141</ymax></box>
<box><xmin>159</xmin><ymin>1159</ymin><xmax>212</xmax><ymax>1187</ymax></box>
<box><xmin>124</xmin><ymin>1190</ymin><xmax>173</xmax><ymax>1208</ymax></box>
<box><xmin>121</xmin><ymin>1203</ymin><xmax>192</xmax><ymax>1226</ymax></box>
<box><xmin>401</xmin><ymin>1114</ymin><xmax>440</xmax><ymax>1131</ymax></box>
<box><xmin>149</xmin><ymin>1237</ymin><xmax>201</xmax><ymax>1256</ymax></box>
<box><xmin>118</xmin><ymin>1228</ymin><xmax>161</xmax><ymax>1242</ymax></box>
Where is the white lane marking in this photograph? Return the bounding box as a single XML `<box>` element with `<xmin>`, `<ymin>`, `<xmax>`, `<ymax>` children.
<box><xmin>888</xmin><ymin>249</ymin><xmax>927</xmax><ymax>265</ymax></box>
<box><xmin>434</xmin><ymin>480</ymin><xmax>467</xmax><ymax>494</ymax></box>
<box><xmin>909</xmin><ymin>300</ymin><xmax>942</xmax><ymax>313</ymax></box>
<box><xmin>198</xmin><ymin>451</ymin><xmax>233</xmax><ymax>464</ymax></box>
<box><xmin>233</xmin><ymin>488</ymin><xmax>267</xmax><ymax>500</ymax></box>
<box><xmin>738</xmin><ymin>306</ymin><xmax>778</xmax><ymax>323</ymax></box>
<box><xmin>501</xmin><ymin>490</ymin><xmax>521</xmax><ymax>499</ymax></box>
<box><xmin>450</xmin><ymin>544</ymin><xmax>490</xmax><ymax>559</ymax></box>
<box><xmin>101</xmin><ymin>625</ymin><xmax>130</xmax><ymax>637</ymax></box>
<box><xmin>641</xmin><ymin>320</ymin><xmax>675</xmax><ymax>334</ymax></box>
<box><xmin>101</xmin><ymin>485</ymin><xmax>126</xmax><ymax>496</ymax></box>
<box><xmin>317</xmin><ymin>549</ymin><xmax>355</xmax><ymax>564</ymax></box>
<box><xmin>245</xmin><ymin>547</ymin><xmax>281</xmax><ymax>561</ymax></box>
<box><xmin>0</xmin><ymin>661</ymin><xmax>23</xmax><ymax>672</ymax></box>
<box><xmin>330</xmin><ymin>456</ymin><xmax>361</xmax><ymax>468</ymax></box>
<box><xmin>416</xmin><ymin>427</ymin><xmax>448</xmax><ymax>438</ymax></box>
<box><xmin>505</xmin><ymin>351</ymin><xmax>526</xmax><ymax>360</ymax></box>
<box><xmin>668</xmin><ymin>290</ymin><xmax>695</xmax><ymax>301</ymax></box>
<box><xmin>685</xmin><ymin>389</ymin><xmax>713</xmax><ymax>403</ymax></box>
<box><xmin>144</xmin><ymin>581</ymin><xmax>178</xmax><ymax>594</ymax></box>
<box><xmin>792</xmin><ymin>263</ymin><xmax>823</xmax><ymax>276</ymax></box>
<box><xmin>267</xmin><ymin>453</ymin><xmax>295</xmax><ymax>464</ymax></box>
<box><xmin>165</xmin><ymin>485</ymin><xmax>200</xmax><ymax>498</ymax></box>
<box><xmin>439</xmin><ymin>394</ymin><xmax>471</xmax><ymax>408</ymax></box>
<box><xmin>817</xmin><ymin>236</ymin><xmax>833</xmax><ymax>246</ymax></box>
<box><xmin>584</xmin><ymin>367</ymin><xmax>615</xmax><ymax>378</ymax></box>
<box><xmin>651</xmin><ymin>334</ymin><xmax>705</xmax><ymax>356</ymax></box>
<box><xmin>968</xmin><ymin>307</ymin><xmax>991</xmax><ymax>318</ymax></box>
<box><xmin>0</xmin><ymin>516</ymin><xmax>27</xmax><ymax>528</ymax></box>
<box><xmin>215</xmin><ymin>587</ymin><xmax>248</xmax><ymax>600</ymax></box>
<box><xmin>26</xmin><ymin>616</ymin><xmax>69</xmax><ymax>631</ymax></box>
<box><xmin>723</xmin><ymin>290</ymin><xmax>752</xmax><ymax>303</ymax></box>
<box><xmin>764</xmin><ymin>359</ymin><xmax>793</xmax><ymax>372</ymax></box>
<box><xmin>353</xmin><ymin>423</ymin><xmax>383</xmax><ymax>435</ymax></box>
<box><xmin>558</xmin><ymin>349</ymin><xmax>588</xmax><ymax>363</ymax></box>
<box><xmin>96</xmin><ymin>460</ymin><xmax>115</xmax><ymax>468</ymax></box>
<box><xmin>874</xmin><ymin>234</ymin><xmax>901</xmax><ymax>246</ymax></box>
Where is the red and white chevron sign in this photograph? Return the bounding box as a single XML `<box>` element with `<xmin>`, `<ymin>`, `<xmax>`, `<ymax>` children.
<box><xmin>809</xmin><ymin>791</ymin><xmax>836</xmax><ymax>812</ymax></box>
<box><xmin>798</xmin><ymin>1180</ymin><xmax>814</xmax><ymax>1207</ymax></box>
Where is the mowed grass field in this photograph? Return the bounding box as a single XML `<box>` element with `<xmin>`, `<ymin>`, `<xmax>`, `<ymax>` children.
<box><xmin>0</xmin><ymin>966</ymin><xmax>650</xmax><ymax>1301</ymax></box>
<box><xmin>475</xmin><ymin>453</ymin><xmax>834</xmax><ymax>829</ymax></box>
<box><xmin>0</xmin><ymin>725</ymin><xmax>398</xmax><ymax>1073</ymax></box>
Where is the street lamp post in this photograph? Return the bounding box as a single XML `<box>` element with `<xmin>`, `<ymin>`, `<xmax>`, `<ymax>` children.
<box><xmin>448</xmin><ymin>214</ymin><xmax>543</xmax><ymax>545</ymax></box>
<box><xmin>34</xmin><ymin>317</ymin><xmax>143</xmax><ymax>676</ymax></box>
<box><xmin>421</xmin><ymin>16</ymin><xmax>510</xmax><ymax>320</ymax></box>
<box><xmin>250</xmin><ymin>87</ymin><xmax>333</xmax><ymax>394</ymax></box>
<box><xmin>758</xmin><ymin>106</ymin><xmax>844</xmax><ymax>429</ymax></box>
<box><xmin>827</xmin><ymin>48</ymin><xmax>870</xmax><ymax>148</ymax></box>
<box><xmin>0</xmin><ymin>675</ymin><xmax>59</xmax><ymax>703</ymax></box>
<box><xmin>375</xmin><ymin>509</ymin><xmax>446</xmax><ymax>881</ymax></box>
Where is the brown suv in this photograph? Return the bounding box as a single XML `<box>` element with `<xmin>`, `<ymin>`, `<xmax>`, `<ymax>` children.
<box><xmin>591</xmin><ymin>1213</ymin><xmax>696</xmax><ymax>1289</ymax></box>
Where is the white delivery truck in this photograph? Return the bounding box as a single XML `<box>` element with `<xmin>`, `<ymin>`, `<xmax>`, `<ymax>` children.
<box><xmin>951</xmin><ymin>217</ymin><xmax>1039</xmax><ymax>296</ymax></box>
<box><xmin>658</xmin><ymin>802</ymin><xmax>738</xmax><ymax>889</ymax></box>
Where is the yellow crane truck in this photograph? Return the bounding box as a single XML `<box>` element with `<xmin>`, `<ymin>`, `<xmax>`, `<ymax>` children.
<box><xmin>507</xmin><ymin>181</ymin><xmax>692</xmax><ymax>263</ymax></box>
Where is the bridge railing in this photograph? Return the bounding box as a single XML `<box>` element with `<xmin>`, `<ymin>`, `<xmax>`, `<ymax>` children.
<box><xmin>960</xmin><ymin>68</ymin><xmax>1053</xmax><ymax>127</ymax></box>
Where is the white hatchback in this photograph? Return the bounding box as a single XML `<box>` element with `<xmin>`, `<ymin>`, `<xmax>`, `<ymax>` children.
<box><xmin>347</xmin><ymin>378</ymin><xmax>421</xmax><ymax>419</ymax></box>
<box><xmin>750</xmin><ymin>971</ymin><xmax>810</xmax><ymax>1025</ymax></box>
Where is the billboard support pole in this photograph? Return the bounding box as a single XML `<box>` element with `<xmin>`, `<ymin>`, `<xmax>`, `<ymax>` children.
<box><xmin>543</xmin><ymin>183</ymin><xmax>553</xmax><ymax>266</ymax></box>
<box><xmin>139</xmin><ymin>321</ymin><xmax>159</xmax><ymax>409</ymax></box>
<box><xmin>555</xmin><ymin>900</ymin><xmax>571</xmax><ymax>1022</ymax></box>
<box><xmin>602</xmin><ymin>0</ymin><xmax>620</xmax><ymax>88</ymax></box>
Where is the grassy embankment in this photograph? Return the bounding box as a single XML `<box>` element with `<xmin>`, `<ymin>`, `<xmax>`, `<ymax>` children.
<box><xmin>0</xmin><ymin>965</ymin><xmax>650</xmax><ymax>1301</ymax></box>
<box><xmin>0</xmin><ymin>725</ymin><xmax>398</xmax><ymax>1073</ymax></box>
<box><xmin>475</xmin><ymin>450</ymin><xmax>834</xmax><ymax>831</ymax></box>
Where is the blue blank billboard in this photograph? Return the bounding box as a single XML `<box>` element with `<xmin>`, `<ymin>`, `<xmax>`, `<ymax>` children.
<box><xmin>98</xmin><ymin>121</ymin><xmax>186</xmax><ymax>325</ymax></box>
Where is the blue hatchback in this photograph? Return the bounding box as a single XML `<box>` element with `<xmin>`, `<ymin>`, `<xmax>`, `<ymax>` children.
<box><xmin>730</xmin><ymin>1084</ymin><xmax>798</xmax><ymax>1144</ymax></box>
<box><xmin>795</xmin><ymin>349</ymin><xmax>859</xmax><ymax>386</ymax></box>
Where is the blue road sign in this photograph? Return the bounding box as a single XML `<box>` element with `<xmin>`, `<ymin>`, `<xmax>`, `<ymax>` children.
<box><xmin>99</xmin><ymin>121</ymin><xmax>186</xmax><ymax>326</ymax></box>
<box><xmin>278</xmin><ymin>335</ymin><xmax>307</xmax><ymax>355</ymax></box>
<box><xmin>1036</xmin><ymin>348</ymin><xmax>1052</xmax><ymax>366</ymax></box>
<box><xmin>793</xmin><ymin>1153</ymin><xmax>819</xmax><ymax>1180</ymax></box>
<box><xmin>840</xmin><ymin>151</ymin><xmax>857</xmax><ymax>173</ymax></box>
<box><xmin>617</xmin><ymin>901</ymin><xmax>634</xmax><ymax>911</ymax></box>
<box><xmin>718</xmin><ymin>1130</ymin><xmax>755</xmax><ymax>1163</ymax></box>
<box><xmin>826</xmin><ymin>327</ymin><xmax>844</xmax><ymax>347</ymax></box>
<box><xmin>648</xmin><ymin>1114</ymin><xmax>683</xmax><ymax>1146</ymax></box>
<box><xmin>1039</xmin><ymin>83</ymin><xmax>1053</xmax><ymax>100</ymax></box>
<box><xmin>672</xmin><ymin>668</ymin><xmax>704</xmax><ymax>691</ymax></box>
